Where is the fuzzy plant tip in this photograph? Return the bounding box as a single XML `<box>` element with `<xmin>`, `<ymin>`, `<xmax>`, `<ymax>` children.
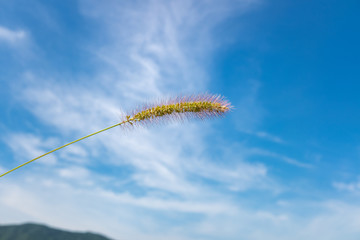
<box><xmin>123</xmin><ymin>94</ymin><xmax>232</xmax><ymax>127</ymax></box>
<box><xmin>0</xmin><ymin>93</ymin><xmax>232</xmax><ymax>178</ymax></box>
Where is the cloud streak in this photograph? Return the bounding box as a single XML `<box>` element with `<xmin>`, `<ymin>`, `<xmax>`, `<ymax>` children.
<box><xmin>0</xmin><ymin>26</ymin><xmax>27</xmax><ymax>44</ymax></box>
<box><xmin>333</xmin><ymin>177</ymin><xmax>360</xmax><ymax>194</ymax></box>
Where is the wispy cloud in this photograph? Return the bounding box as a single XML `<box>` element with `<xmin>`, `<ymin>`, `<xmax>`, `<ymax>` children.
<box><xmin>296</xmin><ymin>201</ymin><xmax>360</xmax><ymax>240</ymax></box>
<box><xmin>18</xmin><ymin>77</ymin><xmax>120</xmax><ymax>134</ymax></box>
<box><xmin>243</xmin><ymin>129</ymin><xmax>286</xmax><ymax>143</ymax></box>
<box><xmin>5</xmin><ymin>133</ymin><xmax>58</xmax><ymax>165</ymax></box>
<box><xmin>249</xmin><ymin>147</ymin><xmax>312</xmax><ymax>168</ymax></box>
<box><xmin>2</xmin><ymin>177</ymin><xmax>360</xmax><ymax>240</ymax></box>
<box><xmin>333</xmin><ymin>177</ymin><xmax>360</xmax><ymax>194</ymax></box>
<box><xmin>254</xmin><ymin>131</ymin><xmax>285</xmax><ymax>143</ymax></box>
<box><xmin>0</xmin><ymin>26</ymin><xmax>27</xmax><ymax>44</ymax></box>
<box><xmin>0</xmin><ymin>165</ymin><xmax>5</xmax><ymax>173</ymax></box>
<box><xmin>79</xmin><ymin>0</ymin><xmax>260</xmax><ymax>100</ymax></box>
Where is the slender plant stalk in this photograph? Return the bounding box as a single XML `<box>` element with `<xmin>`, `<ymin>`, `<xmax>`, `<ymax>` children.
<box><xmin>0</xmin><ymin>122</ymin><xmax>125</xmax><ymax>178</ymax></box>
<box><xmin>0</xmin><ymin>94</ymin><xmax>231</xmax><ymax>178</ymax></box>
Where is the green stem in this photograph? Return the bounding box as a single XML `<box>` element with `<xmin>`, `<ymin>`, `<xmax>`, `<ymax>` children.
<box><xmin>0</xmin><ymin>121</ymin><xmax>127</xmax><ymax>178</ymax></box>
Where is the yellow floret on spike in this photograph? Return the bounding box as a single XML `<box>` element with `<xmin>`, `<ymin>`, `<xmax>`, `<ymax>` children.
<box><xmin>0</xmin><ymin>93</ymin><xmax>232</xmax><ymax>178</ymax></box>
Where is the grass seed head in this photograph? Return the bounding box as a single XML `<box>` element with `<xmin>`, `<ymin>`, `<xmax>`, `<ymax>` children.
<box><xmin>0</xmin><ymin>93</ymin><xmax>232</xmax><ymax>178</ymax></box>
<box><xmin>123</xmin><ymin>94</ymin><xmax>232</xmax><ymax>128</ymax></box>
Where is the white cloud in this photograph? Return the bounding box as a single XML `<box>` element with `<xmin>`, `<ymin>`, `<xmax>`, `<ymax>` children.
<box><xmin>78</xmin><ymin>0</ymin><xmax>261</xmax><ymax>100</ymax></box>
<box><xmin>249</xmin><ymin>147</ymin><xmax>312</xmax><ymax>168</ymax></box>
<box><xmin>254</xmin><ymin>131</ymin><xmax>285</xmax><ymax>143</ymax></box>
<box><xmin>97</xmin><ymin>124</ymin><xmax>276</xmax><ymax>197</ymax></box>
<box><xmin>0</xmin><ymin>26</ymin><xmax>27</xmax><ymax>44</ymax></box>
<box><xmin>295</xmin><ymin>201</ymin><xmax>360</xmax><ymax>240</ymax></box>
<box><xmin>0</xmin><ymin>165</ymin><xmax>6</xmax><ymax>174</ymax></box>
<box><xmin>241</xmin><ymin>129</ymin><xmax>286</xmax><ymax>143</ymax></box>
<box><xmin>0</xmin><ymin>177</ymin><xmax>246</xmax><ymax>239</ymax></box>
<box><xmin>58</xmin><ymin>166</ymin><xmax>90</xmax><ymax>180</ymax></box>
<box><xmin>58</xmin><ymin>144</ymin><xmax>89</xmax><ymax>164</ymax></box>
<box><xmin>5</xmin><ymin>133</ymin><xmax>58</xmax><ymax>166</ymax></box>
<box><xmin>182</xmin><ymin>156</ymin><xmax>271</xmax><ymax>192</ymax></box>
<box><xmin>333</xmin><ymin>177</ymin><xmax>360</xmax><ymax>194</ymax></box>
<box><xmin>2</xmin><ymin>178</ymin><xmax>360</xmax><ymax>240</ymax></box>
<box><xmin>18</xmin><ymin>75</ymin><xmax>121</xmax><ymax>134</ymax></box>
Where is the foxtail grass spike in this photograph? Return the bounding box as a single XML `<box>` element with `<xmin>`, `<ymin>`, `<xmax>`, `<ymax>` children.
<box><xmin>0</xmin><ymin>94</ymin><xmax>232</xmax><ymax>178</ymax></box>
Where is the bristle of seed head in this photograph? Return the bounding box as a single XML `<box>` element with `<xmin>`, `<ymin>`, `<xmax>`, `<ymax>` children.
<box><xmin>122</xmin><ymin>94</ymin><xmax>232</xmax><ymax>128</ymax></box>
<box><xmin>0</xmin><ymin>94</ymin><xmax>232</xmax><ymax>178</ymax></box>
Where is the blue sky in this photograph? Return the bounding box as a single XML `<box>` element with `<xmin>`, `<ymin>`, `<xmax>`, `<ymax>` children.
<box><xmin>0</xmin><ymin>0</ymin><xmax>360</xmax><ymax>239</ymax></box>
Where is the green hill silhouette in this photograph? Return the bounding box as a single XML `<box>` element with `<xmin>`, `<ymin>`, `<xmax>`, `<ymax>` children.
<box><xmin>0</xmin><ymin>223</ymin><xmax>112</xmax><ymax>240</ymax></box>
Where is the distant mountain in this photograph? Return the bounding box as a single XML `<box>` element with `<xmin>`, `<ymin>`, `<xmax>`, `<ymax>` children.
<box><xmin>0</xmin><ymin>223</ymin><xmax>112</xmax><ymax>240</ymax></box>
